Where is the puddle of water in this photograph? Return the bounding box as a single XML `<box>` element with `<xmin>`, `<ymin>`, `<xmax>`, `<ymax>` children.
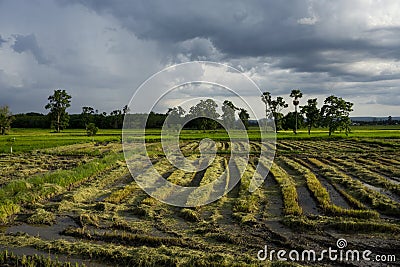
<box><xmin>5</xmin><ymin>216</ymin><xmax>78</xmax><ymax>241</ymax></box>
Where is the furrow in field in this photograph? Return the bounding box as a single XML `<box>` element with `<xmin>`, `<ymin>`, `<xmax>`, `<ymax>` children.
<box><xmin>354</xmin><ymin>157</ymin><xmax>400</xmax><ymax>183</ymax></box>
<box><xmin>307</xmin><ymin>157</ymin><xmax>400</xmax><ymax>217</ymax></box>
<box><xmin>105</xmin><ymin>158</ymin><xmax>174</xmax><ymax>204</ymax></box>
<box><xmin>267</xmin><ymin>160</ymin><xmax>302</xmax><ymax>216</ymax></box>
<box><xmin>378</xmin><ymin>156</ymin><xmax>400</xmax><ymax>167</ymax></box>
<box><xmin>281</xmin><ymin>156</ymin><xmax>380</xmax><ymax>219</ymax></box>
<box><xmin>322</xmin><ymin>157</ymin><xmax>400</xmax><ymax>201</ymax></box>
<box><xmin>275</xmin><ymin>158</ymin><xmax>320</xmax><ymax>216</ymax></box>
<box><xmin>290</xmin><ymin>157</ymin><xmax>352</xmax><ymax>209</ymax></box>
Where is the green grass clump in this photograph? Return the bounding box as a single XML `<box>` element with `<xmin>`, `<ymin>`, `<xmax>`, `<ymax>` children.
<box><xmin>0</xmin><ymin>152</ymin><xmax>123</xmax><ymax>222</ymax></box>
<box><xmin>269</xmin><ymin>163</ymin><xmax>302</xmax><ymax>216</ymax></box>
<box><xmin>27</xmin><ymin>208</ymin><xmax>56</xmax><ymax>225</ymax></box>
<box><xmin>231</xmin><ymin>158</ymin><xmax>265</xmax><ymax>223</ymax></box>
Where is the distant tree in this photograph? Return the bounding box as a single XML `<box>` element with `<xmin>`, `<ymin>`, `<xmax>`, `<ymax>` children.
<box><xmin>300</xmin><ymin>98</ymin><xmax>320</xmax><ymax>135</ymax></box>
<box><xmin>238</xmin><ymin>108</ymin><xmax>250</xmax><ymax>130</ymax></box>
<box><xmin>81</xmin><ymin>106</ymin><xmax>95</xmax><ymax>128</ymax></box>
<box><xmin>320</xmin><ymin>95</ymin><xmax>354</xmax><ymax>136</ymax></box>
<box><xmin>0</xmin><ymin>105</ymin><xmax>13</xmax><ymax>135</ymax></box>
<box><xmin>167</xmin><ymin>106</ymin><xmax>185</xmax><ymax>118</ymax></box>
<box><xmin>222</xmin><ymin>100</ymin><xmax>238</xmax><ymax>129</ymax></box>
<box><xmin>11</xmin><ymin>113</ymin><xmax>49</xmax><ymax>128</ymax></box>
<box><xmin>388</xmin><ymin>116</ymin><xmax>393</xmax><ymax>125</ymax></box>
<box><xmin>145</xmin><ymin>112</ymin><xmax>167</xmax><ymax>128</ymax></box>
<box><xmin>261</xmin><ymin>92</ymin><xmax>273</xmax><ymax>119</ymax></box>
<box><xmin>86</xmin><ymin>122</ymin><xmax>98</xmax><ymax>136</ymax></box>
<box><xmin>110</xmin><ymin>109</ymin><xmax>122</xmax><ymax>129</ymax></box>
<box><xmin>188</xmin><ymin>99</ymin><xmax>219</xmax><ymax>131</ymax></box>
<box><xmin>45</xmin><ymin>89</ymin><xmax>71</xmax><ymax>133</ymax></box>
<box><xmin>123</xmin><ymin>105</ymin><xmax>130</xmax><ymax>115</ymax></box>
<box><xmin>165</xmin><ymin>106</ymin><xmax>186</xmax><ymax>128</ymax></box>
<box><xmin>290</xmin><ymin>89</ymin><xmax>303</xmax><ymax>134</ymax></box>
<box><xmin>282</xmin><ymin>112</ymin><xmax>305</xmax><ymax>132</ymax></box>
<box><xmin>261</xmin><ymin>92</ymin><xmax>288</xmax><ymax>132</ymax></box>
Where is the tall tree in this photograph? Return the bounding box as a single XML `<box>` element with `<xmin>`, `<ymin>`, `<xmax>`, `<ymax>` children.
<box><xmin>300</xmin><ymin>98</ymin><xmax>320</xmax><ymax>135</ymax></box>
<box><xmin>81</xmin><ymin>106</ymin><xmax>95</xmax><ymax>128</ymax></box>
<box><xmin>320</xmin><ymin>95</ymin><xmax>353</xmax><ymax>136</ymax></box>
<box><xmin>290</xmin><ymin>89</ymin><xmax>303</xmax><ymax>134</ymax></box>
<box><xmin>166</xmin><ymin>106</ymin><xmax>186</xmax><ymax>127</ymax></box>
<box><xmin>45</xmin><ymin>89</ymin><xmax>71</xmax><ymax>133</ymax></box>
<box><xmin>0</xmin><ymin>106</ymin><xmax>13</xmax><ymax>135</ymax></box>
<box><xmin>261</xmin><ymin>92</ymin><xmax>273</xmax><ymax>119</ymax></box>
<box><xmin>222</xmin><ymin>100</ymin><xmax>238</xmax><ymax>129</ymax></box>
<box><xmin>238</xmin><ymin>108</ymin><xmax>250</xmax><ymax>130</ymax></box>
<box><xmin>261</xmin><ymin>92</ymin><xmax>288</xmax><ymax>132</ymax></box>
<box><xmin>110</xmin><ymin>109</ymin><xmax>123</xmax><ymax>129</ymax></box>
<box><xmin>188</xmin><ymin>99</ymin><xmax>219</xmax><ymax>131</ymax></box>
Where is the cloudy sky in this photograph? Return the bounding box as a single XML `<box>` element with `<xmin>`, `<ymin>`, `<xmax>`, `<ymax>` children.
<box><xmin>0</xmin><ymin>0</ymin><xmax>399</xmax><ymax>116</ymax></box>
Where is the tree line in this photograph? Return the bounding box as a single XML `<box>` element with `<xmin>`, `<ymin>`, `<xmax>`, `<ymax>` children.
<box><xmin>261</xmin><ymin>90</ymin><xmax>354</xmax><ymax>136</ymax></box>
<box><xmin>1</xmin><ymin>88</ymin><xmax>356</xmax><ymax>136</ymax></box>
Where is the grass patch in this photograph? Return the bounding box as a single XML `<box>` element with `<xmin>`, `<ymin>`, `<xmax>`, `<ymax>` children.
<box><xmin>27</xmin><ymin>208</ymin><xmax>56</xmax><ymax>225</ymax></box>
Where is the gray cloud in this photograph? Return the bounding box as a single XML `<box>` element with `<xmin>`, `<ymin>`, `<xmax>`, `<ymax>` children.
<box><xmin>59</xmin><ymin>0</ymin><xmax>400</xmax><ymax>85</ymax></box>
<box><xmin>0</xmin><ymin>34</ymin><xmax>6</xmax><ymax>46</ymax></box>
<box><xmin>0</xmin><ymin>0</ymin><xmax>399</xmax><ymax>116</ymax></box>
<box><xmin>11</xmin><ymin>34</ymin><xmax>51</xmax><ymax>65</ymax></box>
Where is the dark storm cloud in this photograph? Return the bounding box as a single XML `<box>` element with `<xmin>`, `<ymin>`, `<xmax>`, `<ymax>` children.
<box><xmin>58</xmin><ymin>0</ymin><xmax>400</xmax><ymax>85</ymax></box>
<box><xmin>0</xmin><ymin>0</ymin><xmax>399</xmax><ymax>116</ymax></box>
<box><xmin>60</xmin><ymin>1</ymin><xmax>311</xmax><ymax>55</ymax></box>
<box><xmin>11</xmin><ymin>34</ymin><xmax>51</xmax><ymax>65</ymax></box>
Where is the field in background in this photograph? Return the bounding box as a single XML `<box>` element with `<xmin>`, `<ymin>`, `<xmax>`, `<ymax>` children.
<box><xmin>1</xmin><ymin>125</ymin><xmax>400</xmax><ymax>153</ymax></box>
<box><xmin>0</xmin><ymin>127</ymin><xmax>399</xmax><ymax>266</ymax></box>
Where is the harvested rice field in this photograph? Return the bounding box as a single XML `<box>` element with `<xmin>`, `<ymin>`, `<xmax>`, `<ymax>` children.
<box><xmin>0</xmin><ymin>137</ymin><xmax>399</xmax><ymax>266</ymax></box>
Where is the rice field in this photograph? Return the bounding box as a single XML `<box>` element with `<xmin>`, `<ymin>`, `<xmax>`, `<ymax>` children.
<box><xmin>0</xmin><ymin>131</ymin><xmax>399</xmax><ymax>266</ymax></box>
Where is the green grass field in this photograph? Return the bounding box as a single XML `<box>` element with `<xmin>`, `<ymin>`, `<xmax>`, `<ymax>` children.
<box><xmin>2</xmin><ymin>126</ymin><xmax>399</xmax><ymax>153</ymax></box>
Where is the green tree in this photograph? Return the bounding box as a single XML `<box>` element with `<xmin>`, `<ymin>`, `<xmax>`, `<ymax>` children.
<box><xmin>167</xmin><ymin>106</ymin><xmax>185</xmax><ymax>118</ymax></box>
<box><xmin>282</xmin><ymin>112</ymin><xmax>304</xmax><ymax>132</ymax></box>
<box><xmin>222</xmin><ymin>100</ymin><xmax>238</xmax><ymax>129</ymax></box>
<box><xmin>188</xmin><ymin>99</ymin><xmax>219</xmax><ymax>131</ymax></box>
<box><xmin>290</xmin><ymin>89</ymin><xmax>303</xmax><ymax>134</ymax></box>
<box><xmin>261</xmin><ymin>92</ymin><xmax>288</xmax><ymax>132</ymax></box>
<box><xmin>165</xmin><ymin>106</ymin><xmax>186</xmax><ymax>128</ymax></box>
<box><xmin>81</xmin><ymin>106</ymin><xmax>95</xmax><ymax>128</ymax></box>
<box><xmin>261</xmin><ymin>92</ymin><xmax>273</xmax><ymax>119</ymax></box>
<box><xmin>110</xmin><ymin>109</ymin><xmax>122</xmax><ymax>129</ymax></box>
<box><xmin>45</xmin><ymin>89</ymin><xmax>71</xmax><ymax>133</ymax></box>
<box><xmin>300</xmin><ymin>98</ymin><xmax>320</xmax><ymax>135</ymax></box>
<box><xmin>0</xmin><ymin>106</ymin><xmax>13</xmax><ymax>135</ymax></box>
<box><xmin>320</xmin><ymin>95</ymin><xmax>354</xmax><ymax>136</ymax></box>
<box><xmin>86</xmin><ymin>122</ymin><xmax>98</xmax><ymax>136</ymax></box>
<box><xmin>388</xmin><ymin>116</ymin><xmax>393</xmax><ymax>125</ymax></box>
<box><xmin>238</xmin><ymin>108</ymin><xmax>250</xmax><ymax>130</ymax></box>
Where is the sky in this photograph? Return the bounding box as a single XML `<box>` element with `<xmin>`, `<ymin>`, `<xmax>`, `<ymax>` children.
<box><xmin>0</xmin><ymin>0</ymin><xmax>399</xmax><ymax>117</ymax></box>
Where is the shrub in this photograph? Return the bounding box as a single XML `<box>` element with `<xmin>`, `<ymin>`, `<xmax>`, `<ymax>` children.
<box><xmin>86</xmin><ymin>123</ymin><xmax>98</xmax><ymax>136</ymax></box>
